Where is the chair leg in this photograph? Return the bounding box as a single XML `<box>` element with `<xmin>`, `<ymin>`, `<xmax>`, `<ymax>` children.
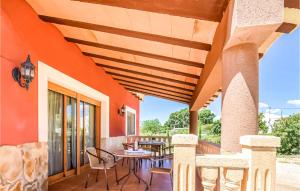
<box><xmin>104</xmin><ymin>168</ymin><xmax>109</xmax><ymax>190</ymax></box>
<box><xmin>96</xmin><ymin>169</ymin><xmax>99</xmax><ymax>182</ymax></box>
<box><xmin>170</xmin><ymin>174</ymin><xmax>173</xmax><ymax>189</ymax></box>
<box><xmin>149</xmin><ymin>173</ymin><xmax>153</xmax><ymax>186</ymax></box>
<box><xmin>115</xmin><ymin>166</ymin><xmax>119</xmax><ymax>185</ymax></box>
<box><xmin>85</xmin><ymin>172</ymin><xmax>90</xmax><ymax>188</ymax></box>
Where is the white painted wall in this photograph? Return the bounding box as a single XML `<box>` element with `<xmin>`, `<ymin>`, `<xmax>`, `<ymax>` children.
<box><xmin>38</xmin><ymin>61</ymin><xmax>110</xmax><ymax>142</ymax></box>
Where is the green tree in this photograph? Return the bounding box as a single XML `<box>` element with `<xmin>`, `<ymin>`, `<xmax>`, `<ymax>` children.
<box><xmin>141</xmin><ymin>119</ymin><xmax>162</xmax><ymax>135</ymax></box>
<box><xmin>258</xmin><ymin>113</ymin><xmax>268</xmax><ymax>134</ymax></box>
<box><xmin>271</xmin><ymin>113</ymin><xmax>300</xmax><ymax>155</ymax></box>
<box><xmin>199</xmin><ymin>109</ymin><xmax>215</xmax><ymax>125</ymax></box>
<box><xmin>164</xmin><ymin>108</ymin><xmax>189</xmax><ymax>130</ymax></box>
<box><xmin>211</xmin><ymin>119</ymin><xmax>221</xmax><ymax>135</ymax></box>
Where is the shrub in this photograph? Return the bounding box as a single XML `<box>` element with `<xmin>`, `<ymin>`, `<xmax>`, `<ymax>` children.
<box><xmin>271</xmin><ymin>113</ymin><xmax>300</xmax><ymax>155</ymax></box>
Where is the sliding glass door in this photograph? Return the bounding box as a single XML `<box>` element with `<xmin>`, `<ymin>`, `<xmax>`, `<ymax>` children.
<box><xmin>48</xmin><ymin>82</ymin><xmax>100</xmax><ymax>183</ymax></box>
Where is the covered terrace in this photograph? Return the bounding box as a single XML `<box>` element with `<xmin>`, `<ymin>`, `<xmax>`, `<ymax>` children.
<box><xmin>1</xmin><ymin>0</ymin><xmax>299</xmax><ymax>191</ymax></box>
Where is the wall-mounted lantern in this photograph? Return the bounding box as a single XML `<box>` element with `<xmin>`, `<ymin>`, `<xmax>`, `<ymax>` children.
<box><xmin>12</xmin><ymin>55</ymin><xmax>35</xmax><ymax>90</ymax></box>
<box><xmin>118</xmin><ymin>104</ymin><xmax>126</xmax><ymax>116</ymax></box>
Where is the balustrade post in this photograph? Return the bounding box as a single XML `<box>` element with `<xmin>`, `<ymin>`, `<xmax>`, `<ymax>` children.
<box><xmin>240</xmin><ymin>135</ymin><xmax>280</xmax><ymax>191</ymax></box>
<box><xmin>172</xmin><ymin>134</ymin><xmax>198</xmax><ymax>191</ymax></box>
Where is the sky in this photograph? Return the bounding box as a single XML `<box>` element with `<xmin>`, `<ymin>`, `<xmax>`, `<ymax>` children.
<box><xmin>140</xmin><ymin>27</ymin><xmax>300</xmax><ymax>125</ymax></box>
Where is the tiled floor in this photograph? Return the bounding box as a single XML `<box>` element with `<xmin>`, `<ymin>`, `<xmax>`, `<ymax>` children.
<box><xmin>49</xmin><ymin>160</ymin><xmax>173</xmax><ymax>191</ymax></box>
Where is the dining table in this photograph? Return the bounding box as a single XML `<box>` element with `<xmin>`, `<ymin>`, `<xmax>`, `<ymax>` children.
<box><xmin>114</xmin><ymin>149</ymin><xmax>152</xmax><ymax>191</ymax></box>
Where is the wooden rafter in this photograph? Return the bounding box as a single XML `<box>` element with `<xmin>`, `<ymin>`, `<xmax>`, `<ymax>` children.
<box><xmin>276</xmin><ymin>22</ymin><xmax>297</xmax><ymax>34</ymax></box>
<box><xmin>116</xmin><ymin>78</ymin><xmax>193</xmax><ymax>95</ymax></box>
<box><xmin>85</xmin><ymin>52</ymin><xmax>201</xmax><ymax>79</ymax></box>
<box><xmin>120</xmin><ymin>83</ymin><xmax>192</xmax><ymax>99</ymax></box>
<box><xmin>39</xmin><ymin>15</ymin><xmax>212</xmax><ymax>50</ymax></box>
<box><xmin>108</xmin><ymin>72</ymin><xmax>195</xmax><ymax>92</ymax></box>
<box><xmin>125</xmin><ymin>87</ymin><xmax>190</xmax><ymax>103</ymax></box>
<box><xmin>66</xmin><ymin>37</ymin><xmax>204</xmax><ymax>68</ymax></box>
<box><xmin>72</xmin><ymin>0</ymin><xmax>229</xmax><ymax>22</ymax></box>
<box><xmin>97</xmin><ymin>63</ymin><xmax>197</xmax><ymax>86</ymax></box>
<box><xmin>284</xmin><ymin>0</ymin><xmax>300</xmax><ymax>9</ymax></box>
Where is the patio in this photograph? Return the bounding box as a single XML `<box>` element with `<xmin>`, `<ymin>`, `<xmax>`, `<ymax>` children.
<box><xmin>49</xmin><ymin>159</ymin><xmax>176</xmax><ymax>191</ymax></box>
<box><xmin>1</xmin><ymin>0</ymin><xmax>300</xmax><ymax>191</ymax></box>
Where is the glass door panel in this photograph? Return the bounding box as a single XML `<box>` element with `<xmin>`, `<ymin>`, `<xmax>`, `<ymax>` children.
<box><xmin>80</xmin><ymin>101</ymin><xmax>84</xmax><ymax>166</ymax></box>
<box><xmin>48</xmin><ymin>90</ymin><xmax>64</xmax><ymax>176</ymax></box>
<box><xmin>66</xmin><ymin>97</ymin><xmax>77</xmax><ymax>170</ymax></box>
<box><xmin>84</xmin><ymin>103</ymin><xmax>96</xmax><ymax>164</ymax></box>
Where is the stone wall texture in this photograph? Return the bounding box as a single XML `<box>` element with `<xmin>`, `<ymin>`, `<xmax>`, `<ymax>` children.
<box><xmin>0</xmin><ymin>142</ymin><xmax>48</xmax><ymax>191</ymax></box>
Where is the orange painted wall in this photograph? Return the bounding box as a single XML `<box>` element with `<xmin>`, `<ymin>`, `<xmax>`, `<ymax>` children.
<box><xmin>0</xmin><ymin>0</ymin><xmax>140</xmax><ymax>145</ymax></box>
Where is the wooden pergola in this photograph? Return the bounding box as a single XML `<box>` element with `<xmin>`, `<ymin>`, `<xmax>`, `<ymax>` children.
<box><xmin>27</xmin><ymin>0</ymin><xmax>298</xmax><ymax>105</ymax></box>
<box><xmin>26</xmin><ymin>0</ymin><xmax>299</xmax><ymax>151</ymax></box>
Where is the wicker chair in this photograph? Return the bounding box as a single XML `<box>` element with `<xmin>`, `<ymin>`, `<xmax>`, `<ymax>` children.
<box><xmin>85</xmin><ymin>147</ymin><xmax>119</xmax><ymax>190</ymax></box>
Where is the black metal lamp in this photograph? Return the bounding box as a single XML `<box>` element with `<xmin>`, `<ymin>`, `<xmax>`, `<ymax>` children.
<box><xmin>118</xmin><ymin>104</ymin><xmax>126</xmax><ymax>116</ymax></box>
<box><xmin>12</xmin><ymin>55</ymin><xmax>35</xmax><ymax>90</ymax></box>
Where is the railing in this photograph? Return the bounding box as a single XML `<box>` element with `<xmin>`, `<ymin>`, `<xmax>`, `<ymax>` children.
<box><xmin>172</xmin><ymin>134</ymin><xmax>280</xmax><ymax>191</ymax></box>
<box><xmin>127</xmin><ymin>135</ymin><xmax>172</xmax><ymax>146</ymax></box>
<box><xmin>196</xmin><ymin>140</ymin><xmax>220</xmax><ymax>154</ymax></box>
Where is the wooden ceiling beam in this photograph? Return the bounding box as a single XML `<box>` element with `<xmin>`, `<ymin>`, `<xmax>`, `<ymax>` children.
<box><xmin>120</xmin><ymin>83</ymin><xmax>192</xmax><ymax>99</ymax></box>
<box><xmin>97</xmin><ymin>63</ymin><xmax>197</xmax><ymax>86</ymax></box>
<box><xmin>85</xmin><ymin>52</ymin><xmax>200</xmax><ymax>79</ymax></box>
<box><xmin>66</xmin><ymin>37</ymin><xmax>204</xmax><ymax>68</ymax></box>
<box><xmin>72</xmin><ymin>0</ymin><xmax>229</xmax><ymax>22</ymax></box>
<box><xmin>125</xmin><ymin>87</ymin><xmax>190</xmax><ymax>104</ymax></box>
<box><xmin>108</xmin><ymin>72</ymin><xmax>194</xmax><ymax>92</ymax></box>
<box><xmin>39</xmin><ymin>15</ymin><xmax>211</xmax><ymax>50</ymax></box>
<box><xmin>276</xmin><ymin>22</ymin><xmax>297</xmax><ymax>34</ymax></box>
<box><xmin>117</xmin><ymin>79</ymin><xmax>192</xmax><ymax>96</ymax></box>
<box><xmin>284</xmin><ymin>0</ymin><xmax>300</xmax><ymax>9</ymax></box>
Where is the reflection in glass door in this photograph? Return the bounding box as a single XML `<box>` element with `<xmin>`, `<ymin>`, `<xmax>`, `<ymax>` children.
<box><xmin>66</xmin><ymin>97</ymin><xmax>77</xmax><ymax>170</ymax></box>
<box><xmin>80</xmin><ymin>102</ymin><xmax>96</xmax><ymax>165</ymax></box>
<box><xmin>48</xmin><ymin>90</ymin><xmax>64</xmax><ymax>176</ymax></box>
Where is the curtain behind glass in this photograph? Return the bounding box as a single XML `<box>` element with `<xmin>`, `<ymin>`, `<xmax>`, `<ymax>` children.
<box><xmin>84</xmin><ymin>103</ymin><xmax>95</xmax><ymax>164</ymax></box>
<box><xmin>48</xmin><ymin>90</ymin><xmax>64</xmax><ymax>176</ymax></box>
<box><xmin>127</xmin><ymin>112</ymin><xmax>136</xmax><ymax>135</ymax></box>
<box><xmin>80</xmin><ymin>101</ymin><xmax>84</xmax><ymax>166</ymax></box>
<box><xmin>66</xmin><ymin>97</ymin><xmax>77</xmax><ymax>170</ymax></box>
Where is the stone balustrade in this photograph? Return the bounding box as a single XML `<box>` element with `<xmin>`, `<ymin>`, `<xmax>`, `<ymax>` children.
<box><xmin>172</xmin><ymin>134</ymin><xmax>280</xmax><ymax>191</ymax></box>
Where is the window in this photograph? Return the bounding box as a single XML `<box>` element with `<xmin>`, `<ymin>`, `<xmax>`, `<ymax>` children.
<box><xmin>126</xmin><ymin>106</ymin><xmax>136</xmax><ymax>136</ymax></box>
<box><xmin>47</xmin><ymin>82</ymin><xmax>100</xmax><ymax>183</ymax></box>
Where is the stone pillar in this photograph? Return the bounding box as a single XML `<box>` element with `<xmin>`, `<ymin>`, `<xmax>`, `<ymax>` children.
<box><xmin>189</xmin><ymin>109</ymin><xmax>198</xmax><ymax>135</ymax></box>
<box><xmin>221</xmin><ymin>43</ymin><xmax>259</xmax><ymax>153</ymax></box>
<box><xmin>172</xmin><ymin>134</ymin><xmax>198</xmax><ymax>191</ymax></box>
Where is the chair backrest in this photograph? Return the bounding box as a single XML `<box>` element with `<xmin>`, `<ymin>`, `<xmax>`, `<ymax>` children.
<box><xmin>86</xmin><ymin>147</ymin><xmax>101</xmax><ymax>169</ymax></box>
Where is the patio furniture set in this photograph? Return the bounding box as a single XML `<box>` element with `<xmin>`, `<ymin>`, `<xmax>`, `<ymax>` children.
<box><xmin>85</xmin><ymin>140</ymin><xmax>174</xmax><ymax>190</ymax></box>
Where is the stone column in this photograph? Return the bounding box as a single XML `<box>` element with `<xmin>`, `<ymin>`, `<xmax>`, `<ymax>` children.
<box><xmin>189</xmin><ymin>109</ymin><xmax>198</xmax><ymax>135</ymax></box>
<box><xmin>221</xmin><ymin>43</ymin><xmax>259</xmax><ymax>153</ymax></box>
